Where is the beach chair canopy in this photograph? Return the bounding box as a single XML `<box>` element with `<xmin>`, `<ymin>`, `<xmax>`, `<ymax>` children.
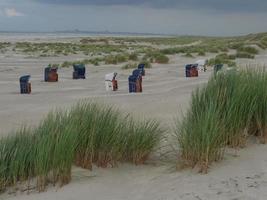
<box><xmin>138</xmin><ymin>63</ymin><xmax>146</xmax><ymax>76</ymax></box>
<box><xmin>20</xmin><ymin>75</ymin><xmax>31</xmax><ymax>83</ymax></box>
<box><xmin>105</xmin><ymin>72</ymin><xmax>117</xmax><ymax>81</ymax></box>
<box><xmin>186</xmin><ymin>64</ymin><xmax>198</xmax><ymax>70</ymax></box>
<box><xmin>185</xmin><ymin>64</ymin><xmax>192</xmax><ymax>70</ymax></box>
<box><xmin>45</xmin><ymin>66</ymin><xmax>58</xmax><ymax>72</ymax></box>
<box><xmin>138</xmin><ymin>63</ymin><xmax>145</xmax><ymax>70</ymax></box>
<box><xmin>132</xmin><ymin>69</ymin><xmax>142</xmax><ymax>77</ymax></box>
<box><xmin>73</xmin><ymin>64</ymin><xmax>85</xmax><ymax>71</ymax></box>
<box><xmin>50</xmin><ymin>66</ymin><xmax>58</xmax><ymax>72</ymax></box>
<box><xmin>128</xmin><ymin>75</ymin><xmax>138</xmax><ymax>82</ymax></box>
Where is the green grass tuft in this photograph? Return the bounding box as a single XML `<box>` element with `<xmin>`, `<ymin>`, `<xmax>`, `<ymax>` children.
<box><xmin>0</xmin><ymin>102</ymin><xmax>162</xmax><ymax>192</ymax></box>
<box><xmin>175</xmin><ymin>69</ymin><xmax>267</xmax><ymax>172</ymax></box>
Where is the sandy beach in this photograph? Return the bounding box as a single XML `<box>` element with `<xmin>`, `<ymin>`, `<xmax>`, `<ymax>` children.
<box><xmin>1</xmin><ymin>35</ymin><xmax>267</xmax><ymax>200</ymax></box>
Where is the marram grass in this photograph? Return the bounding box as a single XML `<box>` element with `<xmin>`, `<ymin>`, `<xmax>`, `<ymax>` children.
<box><xmin>176</xmin><ymin>68</ymin><xmax>267</xmax><ymax>172</ymax></box>
<box><xmin>0</xmin><ymin>127</ymin><xmax>35</xmax><ymax>191</ymax></box>
<box><xmin>0</xmin><ymin>102</ymin><xmax>162</xmax><ymax>193</ymax></box>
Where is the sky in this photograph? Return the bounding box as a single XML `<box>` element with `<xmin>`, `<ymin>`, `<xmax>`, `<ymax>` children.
<box><xmin>0</xmin><ymin>0</ymin><xmax>266</xmax><ymax>36</ymax></box>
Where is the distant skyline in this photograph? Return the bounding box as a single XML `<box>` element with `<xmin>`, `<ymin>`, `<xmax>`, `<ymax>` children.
<box><xmin>0</xmin><ymin>0</ymin><xmax>267</xmax><ymax>36</ymax></box>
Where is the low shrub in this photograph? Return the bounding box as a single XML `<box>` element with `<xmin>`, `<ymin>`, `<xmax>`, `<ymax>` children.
<box><xmin>208</xmin><ymin>54</ymin><xmax>237</xmax><ymax>67</ymax></box>
<box><xmin>154</xmin><ymin>54</ymin><xmax>169</xmax><ymax>64</ymax></box>
<box><xmin>105</xmin><ymin>55</ymin><xmax>118</xmax><ymax>64</ymax></box>
<box><xmin>141</xmin><ymin>60</ymin><xmax>152</xmax><ymax>68</ymax></box>
<box><xmin>198</xmin><ymin>51</ymin><xmax>206</xmax><ymax>56</ymax></box>
<box><xmin>129</xmin><ymin>53</ymin><xmax>138</xmax><ymax>61</ymax></box>
<box><xmin>121</xmin><ymin>62</ymin><xmax>138</xmax><ymax>70</ymax></box>
<box><xmin>183</xmin><ymin>53</ymin><xmax>194</xmax><ymax>58</ymax></box>
<box><xmin>48</xmin><ymin>63</ymin><xmax>60</xmax><ymax>68</ymax></box>
<box><xmin>237</xmin><ymin>46</ymin><xmax>259</xmax><ymax>55</ymax></box>
<box><xmin>116</xmin><ymin>54</ymin><xmax>128</xmax><ymax>63</ymax></box>
<box><xmin>105</xmin><ymin>54</ymin><xmax>128</xmax><ymax>65</ymax></box>
<box><xmin>61</xmin><ymin>61</ymin><xmax>73</xmax><ymax>68</ymax></box>
<box><xmin>236</xmin><ymin>52</ymin><xmax>255</xmax><ymax>59</ymax></box>
<box><xmin>144</xmin><ymin>51</ymin><xmax>169</xmax><ymax>64</ymax></box>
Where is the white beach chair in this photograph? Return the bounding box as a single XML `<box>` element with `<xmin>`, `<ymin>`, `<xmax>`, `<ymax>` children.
<box><xmin>105</xmin><ymin>72</ymin><xmax>117</xmax><ymax>91</ymax></box>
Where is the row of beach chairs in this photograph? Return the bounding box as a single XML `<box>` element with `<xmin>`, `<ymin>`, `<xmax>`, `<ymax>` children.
<box><xmin>20</xmin><ymin>64</ymin><xmax>86</xmax><ymax>94</ymax></box>
<box><xmin>19</xmin><ymin>63</ymin><xmax>223</xmax><ymax>94</ymax></box>
<box><xmin>19</xmin><ymin>63</ymin><xmax>146</xmax><ymax>94</ymax></box>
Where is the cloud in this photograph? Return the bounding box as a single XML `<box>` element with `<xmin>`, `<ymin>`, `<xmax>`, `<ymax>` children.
<box><xmin>0</xmin><ymin>0</ymin><xmax>266</xmax><ymax>36</ymax></box>
<box><xmin>4</xmin><ymin>8</ymin><xmax>25</xmax><ymax>17</ymax></box>
<box><xmin>33</xmin><ymin>0</ymin><xmax>267</xmax><ymax>12</ymax></box>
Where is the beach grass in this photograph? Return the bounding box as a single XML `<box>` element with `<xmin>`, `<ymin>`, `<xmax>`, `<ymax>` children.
<box><xmin>0</xmin><ymin>101</ymin><xmax>162</xmax><ymax>193</ymax></box>
<box><xmin>175</xmin><ymin>68</ymin><xmax>267</xmax><ymax>172</ymax></box>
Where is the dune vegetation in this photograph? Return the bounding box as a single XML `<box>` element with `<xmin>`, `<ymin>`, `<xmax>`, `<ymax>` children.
<box><xmin>2</xmin><ymin>32</ymin><xmax>267</xmax><ymax>70</ymax></box>
<box><xmin>122</xmin><ymin>60</ymin><xmax>151</xmax><ymax>70</ymax></box>
<box><xmin>175</xmin><ymin>68</ymin><xmax>267</xmax><ymax>173</ymax></box>
<box><xmin>0</xmin><ymin>102</ymin><xmax>162</xmax><ymax>193</ymax></box>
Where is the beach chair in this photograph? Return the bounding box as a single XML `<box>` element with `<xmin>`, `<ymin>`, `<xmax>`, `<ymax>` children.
<box><xmin>129</xmin><ymin>69</ymin><xmax>143</xmax><ymax>93</ymax></box>
<box><xmin>185</xmin><ymin>64</ymin><xmax>198</xmax><ymax>77</ymax></box>
<box><xmin>73</xmin><ymin>64</ymin><xmax>86</xmax><ymax>79</ymax></box>
<box><xmin>128</xmin><ymin>75</ymin><xmax>137</xmax><ymax>93</ymax></box>
<box><xmin>214</xmin><ymin>64</ymin><xmax>223</xmax><ymax>75</ymax></box>
<box><xmin>133</xmin><ymin>69</ymin><xmax>143</xmax><ymax>92</ymax></box>
<box><xmin>20</xmin><ymin>75</ymin><xmax>31</xmax><ymax>94</ymax></box>
<box><xmin>44</xmin><ymin>66</ymin><xmax>58</xmax><ymax>82</ymax></box>
<box><xmin>105</xmin><ymin>72</ymin><xmax>118</xmax><ymax>91</ymax></box>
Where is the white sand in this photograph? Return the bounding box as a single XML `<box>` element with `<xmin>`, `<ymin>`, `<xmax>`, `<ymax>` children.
<box><xmin>1</xmin><ymin>36</ymin><xmax>267</xmax><ymax>200</ymax></box>
<box><xmin>3</xmin><ymin>144</ymin><xmax>267</xmax><ymax>200</ymax></box>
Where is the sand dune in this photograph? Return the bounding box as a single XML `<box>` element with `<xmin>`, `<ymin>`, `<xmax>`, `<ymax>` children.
<box><xmin>1</xmin><ymin>36</ymin><xmax>267</xmax><ymax>200</ymax></box>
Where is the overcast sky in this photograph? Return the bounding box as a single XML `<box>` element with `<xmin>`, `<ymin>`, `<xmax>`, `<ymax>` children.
<box><xmin>0</xmin><ymin>0</ymin><xmax>266</xmax><ymax>36</ymax></box>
